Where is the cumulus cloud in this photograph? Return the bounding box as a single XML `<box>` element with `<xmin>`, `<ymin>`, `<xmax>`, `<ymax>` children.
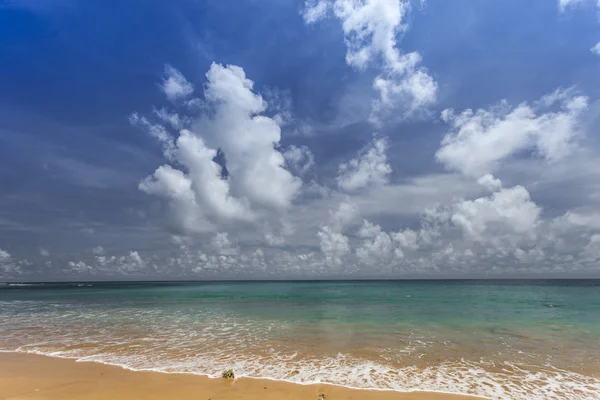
<box><xmin>127</xmin><ymin>70</ymin><xmax>600</xmax><ymax>277</ymax></box>
<box><xmin>153</xmin><ymin>108</ymin><xmax>190</xmax><ymax>130</ymax></box>
<box><xmin>327</xmin><ymin>199</ymin><xmax>359</xmax><ymax>233</ymax></box>
<box><xmin>283</xmin><ymin>145</ymin><xmax>315</xmax><ymax>175</ymax></box>
<box><xmin>66</xmin><ymin>250</ymin><xmax>149</xmax><ymax>277</ymax></box>
<box><xmin>356</xmin><ymin>220</ymin><xmax>394</xmax><ymax>262</ymax></box>
<box><xmin>162</xmin><ymin>65</ymin><xmax>194</xmax><ymax>101</ymax></box>
<box><xmin>0</xmin><ymin>249</ymin><xmax>18</xmax><ymax>277</ymax></box>
<box><xmin>130</xmin><ymin>112</ymin><xmax>176</xmax><ymax>160</ymax></box>
<box><xmin>354</xmin><ymin>219</ymin><xmax>421</xmax><ymax>263</ymax></box>
<box><xmin>67</xmin><ymin>261</ymin><xmax>93</xmax><ymax>274</ymax></box>
<box><xmin>337</xmin><ymin>137</ymin><xmax>391</xmax><ymax>191</ymax></box>
<box><xmin>558</xmin><ymin>1</ymin><xmax>600</xmax><ymax>54</ymax></box>
<box><xmin>450</xmin><ymin>184</ymin><xmax>541</xmax><ymax>241</ymax></box>
<box><xmin>559</xmin><ymin>211</ymin><xmax>600</xmax><ymax>228</ymax></box>
<box><xmin>317</xmin><ymin>226</ymin><xmax>350</xmax><ymax>265</ymax></box>
<box><xmin>125</xmin><ymin>44</ymin><xmax>599</xmax><ymax>277</ymax></box>
<box><xmin>312</xmin><ymin>199</ymin><xmax>358</xmax><ymax>265</ymax></box>
<box><xmin>39</xmin><ymin>248</ymin><xmax>50</xmax><ymax>257</ymax></box>
<box><xmin>303</xmin><ymin>0</ymin><xmax>330</xmax><ymax>23</ymax></box>
<box><xmin>477</xmin><ymin>174</ymin><xmax>502</xmax><ymax>192</ymax></box>
<box><xmin>118</xmin><ymin>251</ymin><xmax>146</xmax><ymax>274</ymax></box>
<box><xmin>92</xmin><ymin>246</ymin><xmax>105</xmax><ymax>255</ymax></box>
<box><xmin>141</xmin><ymin>131</ymin><xmax>252</xmax><ymax>224</ymax></box>
<box><xmin>476</xmin><ymin>174</ymin><xmax>502</xmax><ymax>192</ymax></box>
<box><xmin>437</xmin><ymin>90</ymin><xmax>588</xmax><ymax>177</ymax></box>
<box><xmin>140</xmin><ymin>164</ymin><xmax>218</xmax><ymax>233</ymax></box>
<box><xmin>557</xmin><ymin>0</ymin><xmax>592</xmax><ymax>12</ymax></box>
<box><xmin>584</xmin><ymin>234</ymin><xmax>600</xmax><ymax>260</ymax></box>
<box><xmin>391</xmin><ymin>229</ymin><xmax>419</xmax><ymax>253</ymax></box>
<box><xmin>211</xmin><ymin>232</ymin><xmax>239</xmax><ymax>255</ymax></box>
<box><xmin>265</xmin><ymin>233</ymin><xmax>285</xmax><ymax>246</ymax></box>
<box><xmin>137</xmin><ymin>63</ymin><xmax>302</xmax><ymax>234</ymax></box>
<box><xmin>303</xmin><ymin>0</ymin><xmax>437</xmax><ymax>121</ymax></box>
<box><xmin>7</xmin><ymin>1</ymin><xmax>600</xmax><ymax>280</ymax></box>
<box><xmin>198</xmin><ymin>63</ymin><xmax>302</xmax><ymax>209</ymax></box>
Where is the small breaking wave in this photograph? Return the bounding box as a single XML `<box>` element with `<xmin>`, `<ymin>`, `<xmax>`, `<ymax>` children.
<box><xmin>4</xmin><ymin>344</ymin><xmax>599</xmax><ymax>400</ymax></box>
<box><xmin>6</xmin><ymin>283</ymin><xmax>40</xmax><ymax>287</ymax></box>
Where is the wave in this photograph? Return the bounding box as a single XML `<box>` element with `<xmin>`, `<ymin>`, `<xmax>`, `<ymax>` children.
<box><xmin>3</xmin><ymin>345</ymin><xmax>599</xmax><ymax>400</ymax></box>
<box><xmin>6</xmin><ymin>283</ymin><xmax>39</xmax><ymax>287</ymax></box>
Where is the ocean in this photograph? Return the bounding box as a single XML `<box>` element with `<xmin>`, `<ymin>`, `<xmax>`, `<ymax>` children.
<box><xmin>1</xmin><ymin>280</ymin><xmax>599</xmax><ymax>399</ymax></box>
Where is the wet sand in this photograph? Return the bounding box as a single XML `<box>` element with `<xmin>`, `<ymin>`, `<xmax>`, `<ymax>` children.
<box><xmin>0</xmin><ymin>352</ymin><xmax>482</xmax><ymax>400</ymax></box>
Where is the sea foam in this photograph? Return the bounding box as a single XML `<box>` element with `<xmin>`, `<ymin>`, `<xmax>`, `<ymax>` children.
<box><xmin>4</xmin><ymin>344</ymin><xmax>599</xmax><ymax>400</ymax></box>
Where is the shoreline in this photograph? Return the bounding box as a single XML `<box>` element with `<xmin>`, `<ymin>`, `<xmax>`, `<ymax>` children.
<box><xmin>0</xmin><ymin>352</ymin><xmax>484</xmax><ymax>400</ymax></box>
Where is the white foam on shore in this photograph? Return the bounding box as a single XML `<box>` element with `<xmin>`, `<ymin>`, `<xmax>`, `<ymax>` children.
<box><xmin>1</xmin><ymin>301</ymin><xmax>599</xmax><ymax>399</ymax></box>
<box><xmin>4</xmin><ymin>345</ymin><xmax>599</xmax><ymax>400</ymax></box>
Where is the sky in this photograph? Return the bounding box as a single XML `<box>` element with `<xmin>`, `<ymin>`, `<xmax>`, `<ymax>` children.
<box><xmin>2</xmin><ymin>0</ymin><xmax>600</xmax><ymax>280</ymax></box>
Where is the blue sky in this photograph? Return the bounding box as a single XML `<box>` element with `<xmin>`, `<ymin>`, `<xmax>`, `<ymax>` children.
<box><xmin>2</xmin><ymin>0</ymin><xmax>600</xmax><ymax>280</ymax></box>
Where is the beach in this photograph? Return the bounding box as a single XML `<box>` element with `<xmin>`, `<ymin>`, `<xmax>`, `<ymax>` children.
<box><xmin>1</xmin><ymin>281</ymin><xmax>599</xmax><ymax>399</ymax></box>
<box><xmin>0</xmin><ymin>352</ymin><xmax>478</xmax><ymax>400</ymax></box>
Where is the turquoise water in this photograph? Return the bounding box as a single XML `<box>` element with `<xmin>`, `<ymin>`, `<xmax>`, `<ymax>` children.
<box><xmin>1</xmin><ymin>280</ymin><xmax>600</xmax><ymax>399</ymax></box>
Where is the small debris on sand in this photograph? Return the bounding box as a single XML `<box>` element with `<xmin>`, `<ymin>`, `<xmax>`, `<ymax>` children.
<box><xmin>221</xmin><ymin>369</ymin><xmax>235</xmax><ymax>380</ymax></box>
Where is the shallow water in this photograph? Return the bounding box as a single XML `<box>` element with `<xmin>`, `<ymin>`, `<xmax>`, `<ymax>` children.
<box><xmin>1</xmin><ymin>280</ymin><xmax>599</xmax><ymax>399</ymax></box>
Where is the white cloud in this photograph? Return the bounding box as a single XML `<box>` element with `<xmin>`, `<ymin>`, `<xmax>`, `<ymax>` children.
<box><xmin>123</xmin><ymin>49</ymin><xmax>600</xmax><ymax>278</ymax></box>
<box><xmin>211</xmin><ymin>232</ymin><xmax>239</xmax><ymax>255</ymax></box>
<box><xmin>330</xmin><ymin>199</ymin><xmax>358</xmax><ymax>230</ymax></box>
<box><xmin>67</xmin><ymin>261</ymin><xmax>93</xmax><ymax>274</ymax></box>
<box><xmin>140</xmin><ymin>63</ymin><xmax>302</xmax><ymax>234</ymax></box>
<box><xmin>437</xmin><ymin>90</ymin><xmax>588</xmax><ymax>177</ymax></box>
<box><xmin>558</xmin><ymin>0</ymin><xmax>589</xmax><ymax>12</ymax></box>
<box><xmin>153</xmin><ymin>108</ymin><xmax>190</xmax><ymax>130</ymax></box>
<box><xmin>283</xmin><ymin>145</ymin><xmax>314</xmax><ymax>175</ymax></box>
<box><xmin>451</xmin><ymin>185</ymin><xmax>541</xmax><ymax>241</ymax></box>
<box><xmin>101</xmin><ymin>251</ymin><xmax>147</xmax><ymax>275</ymax></box>
<box><xmin>302</xmin><ymin>0</ymin><xmax>330</xmax><ymax>23</ymax></box>
<box><xmin>162</xmin><ymin>65</ymin><xmax>194</xmax><ymax>101</ymax></box>
<box><xmin>119</xmin><ymin>251</ymin><xmax>146</xmax><ymax>274</ymax></box>
<box><xmin>584</xmin><ymin>234</ymin><xmax>600</xmax><ymax>259</ymax></box>
<box><xmin>92</xmin><ymin>246</ymin><xmax>105</xmax><ymax>255</ymax></box>
<box><xmin>0</xmin><ymin>250</ymin><xmax>31</xmax><ymax>277</ymax></box>
<box><xmin>559</xmin><ymin>1</ymin><xmax>600</xmax><ymax>54</ymax></box>
<box><xmin>261</xmin><ymin>87</ymin><xmax>294</xmax><ymax>127</ymax></box>
<box><xmin>129</xmin><ymin>112</ymin><xmax>176</xmax><ymax>160</ymax></box>
<box><xmin>0</xmin><ymin>249</ymin><xmax>18</xmax><ymax>277</ymax></box>
<box><xmin>337</xmin><ymin>137</ymin><xmax>391</xmax><ymax>191</ymax></box>
<box><xmin>139</xmin><ymin>164</ymin><xmax>218</xmax><ymax>233</ymax></box>
<box><xmin>371</xmin><ymin>65</ymin><xmax>437</xmax><ymax>121</ymax></box>
<box><xmin>358</xmin><ymin>219</ymin><xmax>381</xmax><ymax>238</ymax></box>
<box><xmin>354</xmin><ymin>218</ymin><xmax>422</xmax><ymax>263</ymax></box>
<box><xmin>162</xmin><ymin>130</ymin><xmax>251</xmax><ymax>221</ymax></box>
<box><xmin>391</xmin><ymin>229</ymin><xmax>419</xmax><ymax>251</ymax></box>
<box><xmin>304</xmin><ymin>0</ymin><xmax>437</xmax><ymax>121</ymax></box>
<box><xmin>477</xmin><ymin>174</ymin><xmax>502</xmax><ymax>191</ymax></box>
<box><xmin>198</xmin><ymin>63</ymin><xmax>302</xmax><ymax>209</ymax></box>
<box><xmin>65</xmin><ymin>250</ymin><xmax>149</xmax><ymax>277</ymax></box>
<box><xmin>354</xmin><ymin>219</ymin><xmax>422</xmax><ymax>264</ymax></box>
<box><xmin>317</xmin><ymin>226</ymin><xmax>350</xmax><ymax>265</ymax></box>
<box><xmin>39</xmin><ymin>248</ymin><xmax>50</xmax><ymax>257</ymax></box>
<box><xmin>559</xmin><ymin>211</ymin><xmax>600</xmax><ymax>228</ymax></box>
<box><xmin>265</xmin><ymin>233</ymin><xmax>285</xmax><ymax>246</ymax></box>
<box><xmin>356</xmin><ymin>220</ymin><xmax>394</xmax><ymax>262</ymax></box>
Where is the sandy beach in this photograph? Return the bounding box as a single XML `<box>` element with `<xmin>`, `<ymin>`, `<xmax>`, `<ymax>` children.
<box><xmin>0</xmin><ymin>352</ymin><xmax>481</xmax><ymax>400</ymax></box>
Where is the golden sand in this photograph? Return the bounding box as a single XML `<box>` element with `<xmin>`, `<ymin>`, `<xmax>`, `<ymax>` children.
<box><xmin>0</xmin><ymin>352</ymin><xmax>482</xmax><ymax>400</ymax></box>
